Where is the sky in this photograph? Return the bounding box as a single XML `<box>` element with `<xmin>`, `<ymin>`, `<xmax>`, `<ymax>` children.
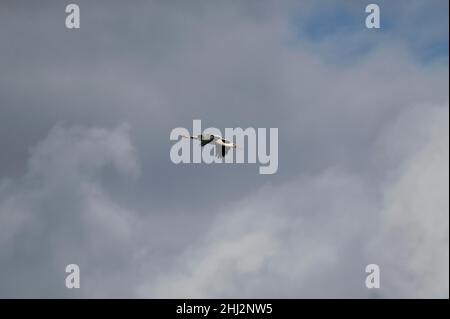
<box><xmin>0</xmin><ymin>0</ymin><xmax>448</xmax><ymax>298</ymax></box>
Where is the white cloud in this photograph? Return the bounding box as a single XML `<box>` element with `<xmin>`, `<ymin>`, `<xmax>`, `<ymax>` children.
<box><xmin>0</xmin><ymin>1</ymin><xmax>448</xmax><ymax>298</ymax></box>
<box><xmin>140</xmin><ymin>103</ymin><xmax>449</xmax><ymax>298</ymax></box>
<box><xmin>368</xmin><ymin>103</ymin><xmax>449</xmax><ymax>298</ymax></box>
<box><xmin>0</xmin><ymin>124</ymin><xmax>142</xmax><ymax>297</ymax></box>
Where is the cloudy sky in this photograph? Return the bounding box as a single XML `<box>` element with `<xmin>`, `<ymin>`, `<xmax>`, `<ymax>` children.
<box><xmin>0</xmin><ymin>0</ymin><xmax>448</xmax><ymax>298</ymax></box>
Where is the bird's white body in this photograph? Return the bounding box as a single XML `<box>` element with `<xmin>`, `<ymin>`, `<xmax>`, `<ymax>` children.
<box><xmin>181</xmin><ymin>134</ymin><xmax>238</xmax><ymax>158</ymax></box>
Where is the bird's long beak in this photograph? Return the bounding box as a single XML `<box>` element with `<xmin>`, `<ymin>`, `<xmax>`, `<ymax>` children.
<box><xmin>235</xmin><ymin>144</ymin><xmax>241</xmax><ymax>150</ymax></box>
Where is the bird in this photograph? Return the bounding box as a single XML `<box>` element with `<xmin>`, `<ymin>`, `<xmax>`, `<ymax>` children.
<box><xmin>181</xmin><ymin>134</ymin><xmax>240</xmax><ymax>158</ymax></box>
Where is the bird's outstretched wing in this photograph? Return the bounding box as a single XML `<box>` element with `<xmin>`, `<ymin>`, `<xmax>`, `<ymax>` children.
<box><xmin>215</xmin><ymin>144</ymin><xmax>230</xmax><ymax>158</ymax></box>
<box><xmin>200</xmin><ymin>134</ymin><xmax>215</xmax><ymax>146</ymax></box>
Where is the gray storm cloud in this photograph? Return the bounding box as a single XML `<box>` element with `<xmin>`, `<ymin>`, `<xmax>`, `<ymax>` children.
<box><xmin>0</xmin><ymin>0</ymin><xmax>448</xmax><ymax>298</ymax></box>
<box><xmin>141</xmin><ymin>104</ymin><xmax>449</xmax><ymax>298</ymax></box>
<box><xmin>1</xmin><ymin>103</ymin><xmax>447</xmax><ymax>298</ymax></box>
<box><xmin>0</xmin><ymin>124</ymin><xmax>142</xmax><ymax>297</ymax></box>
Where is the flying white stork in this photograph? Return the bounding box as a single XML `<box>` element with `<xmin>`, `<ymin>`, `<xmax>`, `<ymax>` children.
<box><xmin>181</xmin><ymin>134</ymin><xmax>239</xmax><ymax>158</ymax></box>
